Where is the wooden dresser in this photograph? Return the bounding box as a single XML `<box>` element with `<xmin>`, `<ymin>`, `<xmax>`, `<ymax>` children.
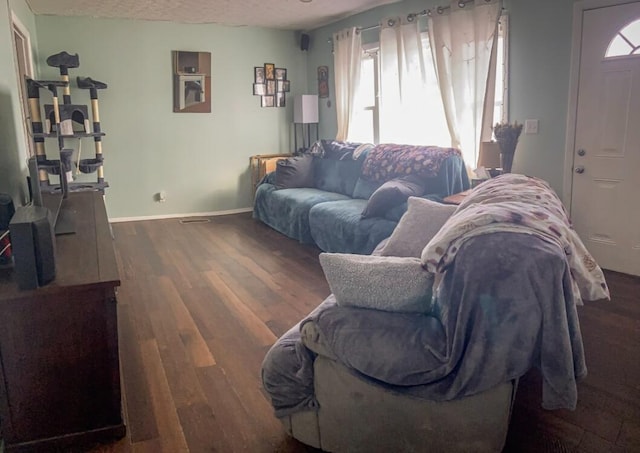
<box><xmin>0</xmin><ymin>192</ymin><xmax>125</xmax><ymax>451</ymax></box>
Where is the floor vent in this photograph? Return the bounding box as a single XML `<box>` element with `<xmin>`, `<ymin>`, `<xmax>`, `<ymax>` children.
<box><xmin>179</xmin><ymin>218</ymin><xmax>211</xmax><ymax>225</ymax></box>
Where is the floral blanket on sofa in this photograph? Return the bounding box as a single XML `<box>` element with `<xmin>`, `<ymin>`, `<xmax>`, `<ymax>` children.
<box><xmin>361</xmin><ymin>144</ymin><xmax>463</xmax><ymax>182</ymax></box>
<box><xmin>422</xmin><ymin>174</ymin><xmax>610</xmax><ymax>305</ymax></box>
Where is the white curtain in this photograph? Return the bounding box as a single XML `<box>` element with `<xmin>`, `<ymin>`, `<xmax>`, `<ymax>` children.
<box><xmin>378</xmin><ymin>18</ymin><xmax>450</xmax><ymax>145</ymax></box>
<box><xmin>333</xmin><ymin>28</ymin><xmax>362</xmax><ymax>141</ymax></box>
<box><xmin>428</xmin><ymin>0</ymin><xmax>502</xmax><ymax>168</ymax></box>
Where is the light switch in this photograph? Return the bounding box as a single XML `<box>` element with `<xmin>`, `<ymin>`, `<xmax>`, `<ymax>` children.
<box><xmin>524</xmin><ymin>119</ymin><xmax>539</xmax><ymax>134</ymax></box>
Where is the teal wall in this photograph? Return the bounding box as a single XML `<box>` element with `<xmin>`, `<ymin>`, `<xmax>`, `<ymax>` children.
<box><xmin>0</xmin><ymin>0</ymin><xmax>36</xmax><ymax>206</ymax></box>
<box><xmin>0</xmin><ymin>0</ymin><xmax>578</xmax><ymax>217</ymax></box>
<box><xmin>507</xmin><ymin>0</ymin><xmax>574</xmax><ymax>193</ymax></box>
<box><xmin>306</xmin><ymin>0</ymin><xmax>575</xmax><ymax>195</ymax></box>
<box><xmin>33</xmin><ymin>16</ymin><xmax>307</xmax><ymax>219</ymax></box>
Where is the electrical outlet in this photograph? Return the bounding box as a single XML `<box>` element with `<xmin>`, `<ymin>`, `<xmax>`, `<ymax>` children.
<box><xmin>155</xmin><ymin>191</ymin><xmax>166</xmax><ymax>203</ymax></box>
<box><xmin>524</xmin><ymin>119</ymin><xmax>539</xmax><ymax>134</ymax></box>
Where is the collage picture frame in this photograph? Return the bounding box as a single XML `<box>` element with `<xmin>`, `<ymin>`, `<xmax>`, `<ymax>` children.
<box><xmin>254</xmin><ymin>63</ymin><xmax>290</xmax><ymax>108</ymax></box>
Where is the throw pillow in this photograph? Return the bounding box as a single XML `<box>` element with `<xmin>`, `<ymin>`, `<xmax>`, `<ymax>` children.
<box><xmin>319</xmin><ymin>253</ymin><xmax>434</xmax><ymax>314</ymax></box>
<box><xmin>380</xmin><ymin>196</ymin><xmax>457</xmax><ymax>258</ymax></box>
<box><xmin>361</xmin><ymin>175</ymin><xmax>426</xmax><ymax>219</ymax></box>
<box><xmin>274</xmin><ymin>154</ymin><xmax>314</xmax><ymax>189</ymax></box>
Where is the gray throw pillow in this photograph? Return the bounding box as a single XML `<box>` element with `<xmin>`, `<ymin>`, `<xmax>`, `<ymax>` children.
<box><xmin>380</xmin><ymin>196</ymin><xmax>457</xmax><ymax>258</ymax></box>
<box><xmin>319</xmin><ymin>253</ymin><xmax>434</xmax><ymax>314</ymax></box>
<box><xmin>274</xmin><ymin>154</ymin><xmax>314</xmax><ymax>189</ymax></box>
<box><xmin>361</xmin><ymin>175</ymin><xmax>425</xmax><ymax>219</ymax></box>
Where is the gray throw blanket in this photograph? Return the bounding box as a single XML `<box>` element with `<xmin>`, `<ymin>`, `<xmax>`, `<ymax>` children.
<box><xmin>261</xmin><ymin>232</ymin><xmax>587</xmax><ymax>418</ymax></box>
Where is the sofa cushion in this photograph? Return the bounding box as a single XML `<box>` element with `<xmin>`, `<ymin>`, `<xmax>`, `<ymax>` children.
<box><xmin>380</xmin><ymin>196</ymin><xmax>456</xmax><ymax>258</ymax></box>
<box><xmin>275</xmin><ymin>154</ymin><xmax>314</xmax><ymax>189</ymax></box>
<box><xmin>319</xmin><ymin>253</ymin><xmax>433</xmax><ymax>314</ymax></box>
<box><xmin>352</xmin><ymin>177</ymin><xmax>381</xmax><ymax>200</ymax></box>
<box><xmin>321</xmin><ymin>140</ymin><xmax>362</xmax><ymax>159</ymax></box>
<box><xmin>309</xmin><ymin>199</ymin><xmax>398</xmax><ymax>254</ymax></box>
<box><xmin>361</xmin><ymin>175</ymin><xmax>426</xmax><ymax>219</ymax></box>
<box><xmin>253</xmin><ymin>183</ymin><xmax>351</xmax><ymax>244</ymax></box>
<box><xmin>314</xmin><ymin>157</ymin><xmax>363</xmax><ymax>197</ymax></box>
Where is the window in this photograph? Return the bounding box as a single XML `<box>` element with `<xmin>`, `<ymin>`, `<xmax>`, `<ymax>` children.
<box><xmin>348</xmin><ymin>15</ymin><xmax>508</xmax><ymax>145</ymax></box>
<box><xmin>493</xmin><ymin>14</ymin><xmax>508</xmax><ymax>126</ymax></box>
<box><xmin>349</xmin><ymin>50</ymin><xmax>378</xmax><ymax>144</ymax></box>
<box><xmin>605</xmin><ymin>18</ymin><xmax>640</xmax><ymax>58</ymax></box>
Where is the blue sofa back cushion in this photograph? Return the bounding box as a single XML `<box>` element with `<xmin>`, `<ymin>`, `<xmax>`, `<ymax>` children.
<box><xmin>314</xmin><ymin>157</ymin><xmax>363</xmax><ymax>197</ymax></box>
<box><xmin>352</xmin><ymin>177</ymin><xmax>382</xmax><ymax>200</ymax></box>
<box><xmin>274</xmin><ymin>154</ymin><xmax>315</xmax><ymax>189</ymax></box>
<box><xmin>320</xmin><ymin>140</ymin><xmax>363</xmax><ymax>160</ymax></box>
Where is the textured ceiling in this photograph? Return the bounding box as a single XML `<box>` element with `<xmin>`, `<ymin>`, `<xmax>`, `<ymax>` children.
<box><xmin>25</xmin><ymin>0</ymin><xmax>401</xmax><ymax>30</ymax></box>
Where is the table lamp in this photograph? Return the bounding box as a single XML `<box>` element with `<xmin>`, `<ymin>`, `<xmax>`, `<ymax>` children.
<box><xmin>477</xmin><ymin>141</ymin><xmax>503</xmax><ymax>177</ymax></box>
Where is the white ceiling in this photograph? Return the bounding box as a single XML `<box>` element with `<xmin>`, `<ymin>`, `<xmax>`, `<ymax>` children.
<box><xmin>25</xmin><ymin>0</ymin><xmax>401</xmax><ymax>30</ymax></box>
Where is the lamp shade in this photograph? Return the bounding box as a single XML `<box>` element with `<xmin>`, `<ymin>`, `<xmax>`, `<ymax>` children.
<box><xmin>477</xmin><ymin>141</ymin><xmax>502</xmax><ymax>169</ymax></box>
<box><xmin>293</xmin><ymin>95</ymin><xmax>319</xmax><ymax>124</ymax></box>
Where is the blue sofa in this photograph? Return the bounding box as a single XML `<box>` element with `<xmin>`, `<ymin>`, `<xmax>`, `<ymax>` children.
<box><xmin>253</xmin><ymin>141</ymin><xmax>470</xmax><ymax>254</ymax></box>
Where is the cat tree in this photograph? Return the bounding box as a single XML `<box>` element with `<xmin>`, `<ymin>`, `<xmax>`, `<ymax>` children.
<box><xmin>26</xmin><ymin>51</ymin><xmax>109</xmax><ymax>193</ymax></box>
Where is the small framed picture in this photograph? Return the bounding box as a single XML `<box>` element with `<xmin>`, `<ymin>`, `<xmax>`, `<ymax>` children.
<box><xmin>264</xmin><ymin>63</ymin><xmax>275</xmax><ymax>80</ymax></box>
<box><xmin>261</xmin><ymin>95</ymin><xmax>275</xmax><ymax>107</ymax></box>
<box><xmin>281</xmin><ymin>80</ymin><xmax>290</xmax><ymax>92</ymax></box>
<box><xmin>276</xmin><ymin>92</ymin><xmax>286</xmax><ymax>107</ymax></box>
<box><xmin>318</xmin><ymin>65</ymin><xmax>329</xmax><ymax>98</ymax></box>
<box><xmin>266</xmin><ymin>79</ymin><xmax>276</xmax><ymax>95</ymax></box>
<box><xmin>276</xmin><ymin>80</ymin><xmax>287</xmax><ymax>92</ymax></box>
<box><xmin>253</xmin><ymin>83</ymin><xmax>265</xmax><ymax>96</ymax></box>
<box><xmin>254</xmin><ymin>66</ymin><xmax>265</xmax><ymax>84</ymax></box>
<box><xmin>275</xmin><ymin>68</ymin><xmax>287</xmax><ymax>81</ymax></box>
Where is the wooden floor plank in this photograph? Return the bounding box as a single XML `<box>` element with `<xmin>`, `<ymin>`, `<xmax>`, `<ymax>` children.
<box><xmin>96</xmin><ymin>215</ymin><xmax>640</xmax><ymax>453</ymax></box>
<box><xmin>204</xmin><ymin>270</ymin><xmax>278</xmax><ymax>347</ymax></box>
<box><xmin>117</xmin><ymin>304</ymin><xmax>159</xmax><ymax>443</ymax></box>
<box><xmin>139</xmin><ymin>339</ymin><xmax>190</xmax><ymax>452</ymax></box>
<box><xmin>143</xmin><ymin>277</ymin><xmax>209</xmax><ymax>409</ymax></box>
<box><xmin>157</xmin><ymin>276</ymin><xmax>216</xmax><ymax>368</ymax></box>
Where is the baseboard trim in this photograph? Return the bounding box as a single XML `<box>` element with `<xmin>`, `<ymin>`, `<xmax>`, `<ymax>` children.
<box><xmin>109</xmin><ymin>207</ymin><xmax>253</xmax><ymax>223</ymax></box>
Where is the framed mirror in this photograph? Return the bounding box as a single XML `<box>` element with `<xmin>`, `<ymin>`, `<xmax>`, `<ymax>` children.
<box><xmin>173</xmin><ymin>51</ymin><xmax>211</xmax><ymax>113</ymax></box>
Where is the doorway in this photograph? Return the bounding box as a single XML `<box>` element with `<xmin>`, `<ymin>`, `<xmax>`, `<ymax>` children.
<box><xmin>568</xmin><ymin>1</ymin><xmax>640</xmax><ymax>276</ymax></box>
<box><xmin>11</xmin><ymin>12</ymin><xmax>34</xmax><ymax>158</ymax></box>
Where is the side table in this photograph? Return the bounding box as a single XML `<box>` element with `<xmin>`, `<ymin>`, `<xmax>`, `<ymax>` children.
<box><xmin>250</xmin><ymin>153</ymin><xmax>291</xmax><ymax>196</ymax></box>
<box><xmin>443</xmin><ymin>189</ymin><xmax>473</xmax><ymax>205</ymax></box>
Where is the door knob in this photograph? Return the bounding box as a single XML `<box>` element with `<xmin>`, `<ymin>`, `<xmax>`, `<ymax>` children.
<box><xmin>577</xmin><ymin>149</ymin><xmax>586</xmax><ymax>156</ymax></box>
<box><xmin>575</xmin><ymin>166</ymin><xmax>585</xmax><ymax>174</ymax></box>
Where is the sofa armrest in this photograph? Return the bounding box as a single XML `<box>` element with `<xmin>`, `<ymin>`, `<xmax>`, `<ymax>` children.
<box><xmin>300</xmin><ymin>320</ymin><xmax>338</xmax><ymax>361</ymax></box>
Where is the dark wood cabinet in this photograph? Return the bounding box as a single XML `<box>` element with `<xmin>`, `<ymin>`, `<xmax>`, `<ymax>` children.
<box><xmin>0</xmin><ymin>192</ymin><xmax>125</xmax><ymax>451</ymax></box>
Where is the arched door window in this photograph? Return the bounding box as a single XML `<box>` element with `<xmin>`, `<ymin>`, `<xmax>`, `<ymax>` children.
<box><xmin>605</xmin><ymin>18</ymin><xmax>640</xmax><ymax>57</ymax></box>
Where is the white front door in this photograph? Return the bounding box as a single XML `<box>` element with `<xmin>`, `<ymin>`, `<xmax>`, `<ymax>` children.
<box><xmin>571</xmin><ymin>1</ymin><xmax>640</xmax><ymax>276</ymax></box>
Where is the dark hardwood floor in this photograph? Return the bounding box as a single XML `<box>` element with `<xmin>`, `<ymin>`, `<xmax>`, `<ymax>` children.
<box><xmin>93</xmin><ymin>212</ymin><xmax>639</xmax><ymax>452</ymax></box>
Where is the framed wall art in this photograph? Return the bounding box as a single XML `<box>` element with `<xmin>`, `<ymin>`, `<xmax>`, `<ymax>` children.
<box><xmin>253</xmin><ymin>62</ymin><xmax>290</xmax><ymax>108</ymax></box>
<box><xmin>264</xmin><ymin>63</ymin><xmax>275</xmax><ymax>80</ymax></box>
<box><xmin>261</xmin><ymin>95</ymin><xmax>275</xmax><ymax>107</ymax></box>
<box><xmin>275</xmin><ymin>68</ymin><xmax>287</xmax><ymax>80</ymax></box>
<box><xmin>254</xmin><ymin>67</ymin><xmax>265</xmax><ymax>84</ymax></box>
<box><xmin>318</xmin><ymin>65</ymin><xmax>329</xmax><ymax>99</ymax></box>
<box><xmin>173</xmin><ymin>50</ymin><xmax>212</xmax><ymax>113</ymax></box>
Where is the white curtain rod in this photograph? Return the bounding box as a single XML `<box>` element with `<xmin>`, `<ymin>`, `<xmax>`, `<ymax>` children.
<box><xmin>357</xmin><ymin>0</ymin><xmax>494</xmax><ymax>33</ymax></box>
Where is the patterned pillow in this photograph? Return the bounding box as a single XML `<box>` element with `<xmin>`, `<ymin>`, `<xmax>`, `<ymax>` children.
<box><xmin>319</xmin><ymin>253</ymin><xmax>434</xmax><ymax>314</ymax></box>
